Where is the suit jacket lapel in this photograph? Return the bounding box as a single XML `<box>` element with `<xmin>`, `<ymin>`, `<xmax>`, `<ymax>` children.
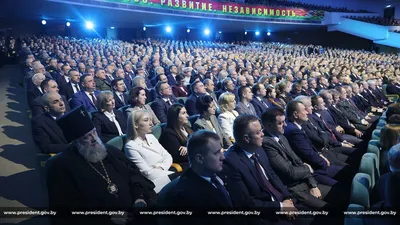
<box><xmin>235</xmin><ymin>147</ymin><xmax>266</xmax><ymax>190</ymax></box>
<box><xmin>44</xmin><ymin>113</ymin><xmax>68</xmax><ymax>143</ymax></box>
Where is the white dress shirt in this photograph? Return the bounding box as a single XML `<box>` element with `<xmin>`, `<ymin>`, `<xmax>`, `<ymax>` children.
<box><xmin>104</xmin><ymin>111</ymin><xmax>124</xmax><ymax>135</ymax></box>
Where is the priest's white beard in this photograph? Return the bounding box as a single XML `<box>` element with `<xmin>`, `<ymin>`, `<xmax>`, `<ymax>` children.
<box><xmin>77</xmin><ymin>136</ymin><xmax>108</xmax><ymax>163</ymax></box>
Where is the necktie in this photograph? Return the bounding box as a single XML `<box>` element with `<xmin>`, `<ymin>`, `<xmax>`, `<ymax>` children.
<box><xmin>277</xmin><ymin>139</ymin><xmax>288</xmax><ymax>151</ymax></box>
<box><xmin>89</xmin><ymin>93</ymin><xmax>97</xmax><ymax>107</ymax></box>
<box><xmin>74</xmin><ymin>84</ymin><xmax>80</xmax><ymax>92</ymax></box>
<box><xmin>120</xmin><ymin>93</ymin><xmax>125</xmax><ymax>105</ymax></box>
<box><xmin>109</xmin><ymin>113</ymin><xmax>124</xmax><ymax>135</ymax></box>
<box><xmin>347</xmin><ymin>100</ymin><xmax>363</xmax><ymax>118</ymax></box>
<box><xmin>210</xmin><ymin>175</ymin><xmax>233</xmax><ymax>207</ymax></box>
<box><xmin>166</xmin><ymin>99</ymin><xmax>172</xmax><ymax>106</ymax></box>
<box><xmin>262</xmin><ymin>99</ymin><xmax>269</xmax><ymax>108</ymax></box>
<box><xmin>250</xmin><ymin>154</ymin><xmax>283</xmax><ymax>202</ymax></box>
<box><xmin>320</xmin><ymin>117</ymin><xmax>337</xmax><ymax>141</ymax></box>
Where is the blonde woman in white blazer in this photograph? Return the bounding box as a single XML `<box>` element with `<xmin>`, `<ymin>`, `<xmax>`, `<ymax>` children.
<box><xmin>217</xmin><ymin>92</ymin><xmax>238</xmax><ymax>143</ymax></box>
<box><xmin>125</xmin><ymin>110</ymin><xmax>174</xmax><ymax>193</ymax></box>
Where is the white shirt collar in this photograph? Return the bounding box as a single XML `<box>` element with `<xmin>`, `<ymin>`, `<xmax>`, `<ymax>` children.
<box><xmin>315</xmin><ymin>112</ymin><xmax>321</xmax><ymax>117</ymax></box>
<box><xmin>243</xmin><ymin>149</ymin><xmax>254</xmax><ymax>159</ymax></box>
<box><xmin>293</xmin><ymin>121</ymin><xmax>302</xmax><ymax>130</ymax></box>
<box><xmin>104</xmin><ymin>110</ymin><xmax>115</xmax><ymax>118</ymax></box>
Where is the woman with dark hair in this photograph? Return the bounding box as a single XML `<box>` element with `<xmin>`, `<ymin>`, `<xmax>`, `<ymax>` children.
<box><xmin>380</xmin><ymin>124</ymin><xmax>400</xmax><ymax>173</ymax></box>
<box><xmin>172</xmin><ymin>74</ymin><xmax>188</xmax><ymax>97</ymax></box>
<box><xmin>159</xmin><ymin>104</ymin><xmax>192</xmax><ymax>169</ymax></box>
<box><xmin>125</xmin><ymin>86</ymin><xmax>160</xmax><ymax>125</ymax></box>
<box><xmin>266</xmin><ymin>85</ymin><xmax>286</xmax><ymax>110</ymax></box>
<box><xmin>193</xmin><ymin>95</ymin><xmax>232</xmax><ymax>149</ymax></box>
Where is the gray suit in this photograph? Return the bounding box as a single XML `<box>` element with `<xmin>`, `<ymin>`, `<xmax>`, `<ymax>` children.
<box><xmin>235</xmin><ymin>102</ymin><xmax>257</xmax><ymax>116</ymax></box>
<box><xmin>193</xmin><ymin>115</ymin><xmax>232</xmax><ymax>148</ymax></box>
<box><xmin>262</xmin><ymin>133</ymin><xmax>336</xmax><ymax>209</ymax></box>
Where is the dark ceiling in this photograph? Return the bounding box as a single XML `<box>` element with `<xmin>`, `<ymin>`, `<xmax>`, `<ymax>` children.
<box><xmin>1</xmin><ymin>0</ymin><xmax>327</xmax><ymax>33</ymax></box>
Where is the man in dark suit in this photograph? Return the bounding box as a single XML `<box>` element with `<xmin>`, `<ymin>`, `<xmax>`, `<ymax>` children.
<box><xmin>158</xmin><ymin>130</ymin><xmax>248</xmax><ymax>225</ymax></box>
<box><xmin>151</xmin><ymin>81</ymin><xmax>177</xmax><ymax>123</ymax></box>
<box><xmin>261</xmin><ymin>108</ymin><xmax>347</xmax><ymax>210</ymax></box>
<box><xmin>27</xmin><ymin>73</ymin><xmax>46</xmax><ymax>109</ymax></box>
<box><xmin>319</xmin><ymin>90</ymin><xmax>364</xmax><ymax>139</ymax></box>
<box><xmin>385</xmin><ymin>77</ymin><xmax>400</xmax><ymax>95</ymax></box>
<box><xmin>251</xmin><ymin>83</ymin><xmax>271</xmax><ymax>118</ymax></box>
<box><xmin>215</xmin><ymin>78</ymin><xmax>239</xmax><ymax>103</ymax></box>
<box><xmin>56</xmin><ymin>64</ymin><xmax>71</xmax><ymax>88</ymax></box>
<box><xmin>311</xmin><ymin>95</ymin><xmax>364</xmax><ymax>150</ymax></box>
<box><xmin>284</xmin><ymin>100</ymin><xmax>354</xmax><ymax>186</ymax></box>
<box><xmin>31</xmin><ymin>92</ymin><xmax>70</xmax><ymax>154</ymax></box>
<box><xmin>47</xmin><ymin>105</ymin><xmax>157</xmax><ymax>225</ymax></box>
<box><xmin>166</xmin><ymin>65</ymin><xmax>178</xmax><ymax>87</ymax></box>
<box><xmin>203</xmin><ymin>79</ymin><xmax>218</xmax><ymax>107</ymax></box>
<box><xmin>295</xmin><ymin>96</ymin><xmax>359</xmax><ymax>167</ymax></box>
<box><xmin>70</xmin><ymin>74</ymin><xmax>100</xmax><ymax>113</ymax></box>
<box><xmin>111</xmin><ymin>78</ymin><xmax>127</xmax><ymax>110</ymax></box>
<box><xmin>185</xmin><ymin>81</ymin><xmax>206</xmax><ymax>116</ymax></box>
<box><xmin>59</xmin><ymin>69</ymin><xmax>82</xmax><ymax>101</ymax></box>
<box><xmin>31</xmin><ymin>79</ymin><xmax>71</xmax><ymax>117</ymax></box>
<box><xmin>224</xmin><ymin>114</ymin><xmax>299</xmax><ymax>223</ymax></box>
<box><xmin>307</xmin><ymin>78</ymin><xmax>319</xmax><ymax>96</ymax></box>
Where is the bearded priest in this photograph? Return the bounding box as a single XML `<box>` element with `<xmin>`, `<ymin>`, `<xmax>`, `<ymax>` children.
<box><xmin>46</xmin><ymin>105</ymin><xmax>157</xmax><ymax>225</ymax></box>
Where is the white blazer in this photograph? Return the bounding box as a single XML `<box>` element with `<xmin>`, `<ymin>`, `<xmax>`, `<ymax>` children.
<box><xmin>218</xmin><ymin>110</ymin><xmax>239</xmax><ymax>141</ymax></box>
<box><xmin>125</xmin><ymin>134</ymin><xmax>173</xmax><ymax>193</ymax></box>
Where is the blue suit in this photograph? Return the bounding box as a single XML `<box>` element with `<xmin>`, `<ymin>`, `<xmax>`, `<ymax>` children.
<box><xmin>224</xmin><ymin>144</ymin><xmax>293</xmax><ymax>220</ymax></box>
<box><xmin>185</xmin><ymin>94</ymin><xmax>200</xmax><ymax>116</ymax></box>
<box><xmin>250</xmin><ymin>96</ymin><xmax>270</xmax><ymax>118</ymax></box>
<box><xmin>69</xmin><ymin>90</ymin><xmax>100</xmax><ymax>113</ymax></box>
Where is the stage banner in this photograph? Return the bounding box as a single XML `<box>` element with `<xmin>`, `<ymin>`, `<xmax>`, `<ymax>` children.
<box><xmin>103</xmin><ymin>0</ymin><xmax>324</xmax><ymax>21</ymax></box>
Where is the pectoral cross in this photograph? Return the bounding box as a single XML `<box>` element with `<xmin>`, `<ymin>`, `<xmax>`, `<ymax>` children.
<box><xmin>80</xmin><ymin>110</ymin><xmax>86</xmax><ymax>117</ymax></box>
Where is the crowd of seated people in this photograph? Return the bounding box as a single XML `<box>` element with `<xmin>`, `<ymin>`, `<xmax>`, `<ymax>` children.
<box><xmin>345</xmin><ymin>16</ymin><xmax>400</xmax><ymax>26</ymax></box>
<box><xmin>246</xmin><ymin>0</ymin><xmax>370</xmax><ymax>13</ymax></box>
<box><xmin>13</xmin><ymin>35</ymin><xmax>400</xmax><ymax>224</ymax></box>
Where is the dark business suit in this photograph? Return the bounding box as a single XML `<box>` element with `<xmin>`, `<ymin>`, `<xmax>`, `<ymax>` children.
<box><xmin>361</xmin><ymin>89</ymin><xmax>382</xmax><ymax>108</ymax></box>
<box><xmin>157</xmin><ymin>168</ymin><xmax>249</xmax><ymax>225</ymax></box>
<box><xmin>31</xmin><ymin>95</ymin><xmax>70</xmax><ymax>118</ymax></box>
<box><xmin>27</xmin><ymin>87</ymin><xmax>43</xmax><ymax>109</ymax></box>
<box><xmin>352</xmin><ymin>94</ymin><xmax>371</xmax><ymax>113</ymax></box>
<box><xmin>185</xmin><ymin>94</ymin><xmax>200</xmax><ymax>116</ymax></box>
<box><xmin>69</xmin><ymin>90</ymin><xmax>100</xmax><ymax>113</ymax></box>
<box><xmin>159</xmin><ymin>127</ymin><xmax>188</xmax><ymax>165</ymax></box>
<box><xmin>91</xmin><ymin>110</ymin><xmax>127</xmax><ymax>143</ymax></box>
<box><xmin>311</xmin><ymin>113</ymin><xmax>363</xmax><ymax>149</ymax></box>
<box><xmin>385</xmin><ymin>83</ymin><xmax>400</xmax><ymax>95</ymax></box>
<box><xmin>151</xmin><ymin>96</ymin><xmax>177</xmax><ymax>123</ymax></box>
<box><xmin>284</xmin><ymin>121</ymin><xmax>353</xmax><ymax>186</ymax></box>
<box><xmin>56</xmin><ymin>75</ymin><xmax>69</xmax><ymax>88</ymax></box>
<box><xmin>301</xmin><ymin>118</ymin><xmax>356</xmax><ymax>167</ymax></box>
<box><xmin>167</xmin><ymin>74</ymin><xmax>177</xmax><ymax>87</ymax></box>
<box><xmin>251</xmin><ymin>96</ymin><xmax>271</xmax><ymax>118</ymax></box>
<box><xmin>113</xmin><ymin>92</ymin><xmax>127</xmax><ymax>110</ymax></box>
<box><xmin>224</xmin><ymin>144</ymin><xmax>293</xmax><ymax>220</ymax></box>
<box><xmin>31</xmin><ymin>113</ymin><xmax>70</xmax><ymax>154</ymax></box>
<box><xmin>60</xmin><ymin>81</ymin><xmax>81</xmax><ymax>101</ymax></box>
<box><xmin>262</xmin><ymin>134</ymin><xmax>345</xmax><ymax>209</ymax></box>
<box><xmin>326</xmin><ymin>106</ymin><xmax>357</xmax><ymax>135</ymax></box>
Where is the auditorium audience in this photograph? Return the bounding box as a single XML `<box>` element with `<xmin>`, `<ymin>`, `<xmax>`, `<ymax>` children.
<box><xmin>125</xmin><ymin>110</ymin><xmax>175</xmax><ymax>193</ymax></box>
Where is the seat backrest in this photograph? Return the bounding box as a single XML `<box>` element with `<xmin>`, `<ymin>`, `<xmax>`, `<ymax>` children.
<box><xmin>152</xmin><ymin>123</ymin><xmax>167</xmax><ymax>140</ymax></box>
<box><xmin>189</xmin><ymin>114</ymin><xmax>200</xmax><ymax>127</ymax></box>
<box><xmin>359</xmin><ymin>153</ymin><xmax>380</xmax><ymax>188</ymax></box>
<box><xmin>349</xmin><ymin>173</ymin><xmax>371</xmax><ymax>209</ymax></box>
<box><xmin>177</xmin><ymin>97</ymin><xmax>188</xmax><ymax>105</ymax></box>
<box><xmin>383</xmin><ymin>84</ymin><xmax>388</xmax><ymax>95</ymax></box>
<box><xmin>367</xmin><ymin>141</ymin><xmax>380</xmax><ymax>161</ymax></box>
<box><xmin>118</xmin><ymin>105</ymin><xmax>131</xmax><ymax>113</ymax></box>
<box><xmin>106</xmin><ymin>135</ymin><xmax>127</xmax><ymax>151</ymax></box>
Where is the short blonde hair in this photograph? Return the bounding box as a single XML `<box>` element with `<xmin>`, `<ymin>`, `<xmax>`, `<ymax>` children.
<box><xmin>219</xmin><ymin>92</ymin><xmax>235</xmax><ymax>113</ymax></box>
<box><xmin>96</xmin><ymin>91</ymin><xmax>114</xmax><ymax>111</ymax></box>
<box><xmin>126</xmin><ymin>110</ymin><xmax>150</xmax><ymax>141</ymax></box>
